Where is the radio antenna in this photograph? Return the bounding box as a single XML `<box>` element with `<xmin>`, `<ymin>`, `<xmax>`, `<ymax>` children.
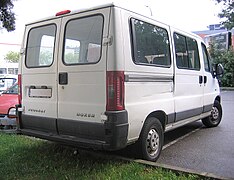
<box><xmin>145</xmin><ymin>0</ymin><xmax>153</xmax><ymax>16</ymax></box>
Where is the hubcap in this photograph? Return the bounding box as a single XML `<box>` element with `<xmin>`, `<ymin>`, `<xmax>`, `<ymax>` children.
<box><xmin>146</xmin><ymin>129</ymin><xmax>159</xmax><ymax>156</ymax></box>
<box><xmin>211</xmin><ymin>107</ymin><xmax>219</xmax><ymax>120</ymax></box>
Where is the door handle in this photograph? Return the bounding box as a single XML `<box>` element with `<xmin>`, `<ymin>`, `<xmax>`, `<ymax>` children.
<box><xmin>59</xmin><ymin>72</ymin><xmax>68</xmax><ymax>85</ymax></box>
<box><xmin>204</xmin><ymin>76</ymin><xmax>207</xmax><ymax>84</ymax></box>
<box><xmin>199</xmin><ymin>76</ymin><xmax>203</xmax><ymax>84</ymax></box>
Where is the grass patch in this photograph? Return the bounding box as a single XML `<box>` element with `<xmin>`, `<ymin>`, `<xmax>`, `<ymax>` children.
<box><xmin>0</xmin><ymin>133</ymin><xmax>199</xmax><ymax>179</ymax></box>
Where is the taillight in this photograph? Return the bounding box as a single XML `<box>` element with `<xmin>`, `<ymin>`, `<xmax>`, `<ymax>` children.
<box><xmin>106</xmin><ymin>71</ymin><xmax>125</xmax><ymax>111</ymax></box>
<box><xmin>18</xmin><ymin>74</ymin><xmax>22</xmax><ymax>104</ymax></box>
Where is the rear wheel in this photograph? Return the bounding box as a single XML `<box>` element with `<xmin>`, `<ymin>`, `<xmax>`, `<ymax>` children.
<box><xmin>137</xmin><ymin>117</ymin><xmax>163</xmax><ymax>161</ymax></box>
<box><xmin>202</xmin><ymin>100</ymin><xmax>222</xmax><ymax>127</ymax></box>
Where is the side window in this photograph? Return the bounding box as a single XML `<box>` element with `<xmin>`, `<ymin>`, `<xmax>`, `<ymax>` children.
<box><xmin>26</xmin><ymin>24</ymin><xmax>56</xmax><ymax>67</ymax></box>
<box><xmin>201</xmin><ymin>43</ymin><xmax>211</xmax><ymax>72</ymax></box>
<box><xmin>131</xmin><ymin>19</ymin><xmax>171</xmax><ymax>67</ymax></box>
<box><xmin>174</xmin><ymin>33</ymin><xmax>189</xmax><ymax>68</ymax></box>
<box><xmin>187</xmin><ymin>38</ymin><xmax>200</xmax><ymax>70</ymax></box>
<box><xmin>8</xmin><ymin>68</ymin><xmax>14</xmax><ymax>74</ymax></box>
<box><xmin>0</xmin><ymin>68</ymin><xmax>7</xmax><ymax>74</ymax></box>
<box><xmin>174</xmin><ymin>33</ymin><xmax>200</xmax><ymax>70</ymax></box>
<box><xmin>63</xmin><ymin>15</ymin><xmax>103</xmax><ymax>65</ymax></box>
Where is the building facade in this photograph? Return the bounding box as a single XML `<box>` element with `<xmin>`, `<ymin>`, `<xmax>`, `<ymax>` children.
<box><xmin>0</xmin><ymin>60</ymin><xmax>18</xmax><ymax>75</ymax></box>
<box><xmin>194</xmin><ymin>24</ymin><xmax>234</xmax><ymax>50</ymax></box>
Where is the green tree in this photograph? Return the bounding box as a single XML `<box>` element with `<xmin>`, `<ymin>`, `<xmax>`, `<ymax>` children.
<box><xmin>209</xmin><ymin>44</ymin><xmax>234</xmax><ymax>87</ymax></box>
<box><xmin>0</xmin><ymin>0</ymin><xmax>16</xmax><ymax>32</ymax></box>
<box><xmin>65</xmin><ymin>52</ymin><xmax>79</xmax><ymax>64</ymax></box>
<box><xmin>39</xmin><ymin>51</ymin><xmax>53</xmax><ymax>65</ymax></box>
<box><xmin>4</xmin><ymin>51</ymin><xmax>19</xmax><ymax>63</ymax></box>
<box><xmin>133</xmin><ymin>19</ymin><xmax>170</xmax><ymax>63</ymax></box>
<box><xmin>215</xmin><ymin>0</ymin><xmax>234</xmax><ymax>30</ymax></box>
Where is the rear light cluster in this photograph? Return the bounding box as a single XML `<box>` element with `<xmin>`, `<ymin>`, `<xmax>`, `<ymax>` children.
<box><xmin>18</xmin><ymin>74</ymin><xmax>22</xmax><ymax>105</ymax></box>
<box><xmin>106</xmin><ymin>71</ymin><xmax>125</xmax><ymax>111</ymax></box>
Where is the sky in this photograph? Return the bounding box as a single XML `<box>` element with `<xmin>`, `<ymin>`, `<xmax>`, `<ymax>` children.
<box><xmin>0</xmin><ymin>0</ymin><xmax>223</xmax><ymax>60</ymax></box>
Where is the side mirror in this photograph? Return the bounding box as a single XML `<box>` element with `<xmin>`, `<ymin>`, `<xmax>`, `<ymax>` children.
<box><xmin>213</xmin><ymin>63</ymin><xmax>224</xmax><ymax>78</ymax></box>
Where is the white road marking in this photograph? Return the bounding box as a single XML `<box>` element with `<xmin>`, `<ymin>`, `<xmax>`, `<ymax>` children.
<box><xmin>162</xmin><ymin>126</ymin><xmax>202</xmax><ymax>150</ymax></box>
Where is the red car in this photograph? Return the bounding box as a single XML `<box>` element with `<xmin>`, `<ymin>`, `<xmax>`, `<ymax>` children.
<box><xmin>0</xmin><ymin>83</ymin><xmax>18</xmax><ymax>129</ymax></box>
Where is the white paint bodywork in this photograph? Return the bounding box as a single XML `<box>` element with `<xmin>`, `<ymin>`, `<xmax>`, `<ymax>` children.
<box><xmin>19</xmin><ymin>3</ymin><xmax>220</xmax><ymax>145</ymax></box>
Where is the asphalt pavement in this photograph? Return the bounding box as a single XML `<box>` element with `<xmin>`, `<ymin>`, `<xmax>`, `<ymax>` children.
<box><xmin>157</xmin><ymin>91</ymin><xmax>234</xmax><ymax>179</ymax></box>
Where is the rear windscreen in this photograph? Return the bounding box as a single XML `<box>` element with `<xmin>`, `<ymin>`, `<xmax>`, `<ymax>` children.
<box><xmin>26</xmin><ymin>24</ymin><xmax>56</xmax><ymax>68</ymax></box>
<box><xmin>63</xmin><ymin>15</ymin><xmax>103</xmax><ymax>65</ymax></box>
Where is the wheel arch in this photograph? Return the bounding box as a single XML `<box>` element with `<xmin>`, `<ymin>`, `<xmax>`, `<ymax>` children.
<box><xmin>215</xmin><ymin>95</ymin><xmax>221</xmax><ymax>103</ymax></box>
<box><xmin>145</xmin><ymin>110</ymin><xmax>167</xmax><ymax>131</ymax></box>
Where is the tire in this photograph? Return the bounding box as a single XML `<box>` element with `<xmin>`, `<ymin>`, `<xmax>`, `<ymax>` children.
<box><xmin>202</xmin><ymin>100</ymin><xmax>222</xmax><ymax>128</ymax></box>
<box><xmin>137</xmin><ymin>117</ymin><xmax>163</xmax><ymax>161</ymax></box>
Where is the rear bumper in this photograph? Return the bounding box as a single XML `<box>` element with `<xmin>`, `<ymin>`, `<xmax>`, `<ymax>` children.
<box><xmin>104</xmin><ymin>110</ymin><xmax>129</xmax><ymax>150</ymax></box>
<box><xmin>18</xmin><ymin>110</ymin><xmax>129</xmax><ymax>151</ymax></box>
<box><xmin>0</xmin><ymin>115</ymin><xmax>16</xmax><ymax>126</ymax></box>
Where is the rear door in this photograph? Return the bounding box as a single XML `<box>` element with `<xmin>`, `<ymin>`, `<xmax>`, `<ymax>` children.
<box><xmin>57</xmin><ymin>8</ymin><xmax>111</xmax><ymax>137</ymax></box>
<box><xmin>21</xmin><ymin>19</ymin><xmax>60</xmax><ymax>133</ymax></box>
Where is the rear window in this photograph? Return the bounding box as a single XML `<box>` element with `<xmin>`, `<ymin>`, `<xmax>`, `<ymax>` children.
<box><xmin>63</xmin><ymin>15</ymin><xmax>103</xmax><ymax>65</ymax></box>
<box><xmin>26</xmin><ymin>24</ymin><xmax>56</xmax><ymax>68</ymax></box>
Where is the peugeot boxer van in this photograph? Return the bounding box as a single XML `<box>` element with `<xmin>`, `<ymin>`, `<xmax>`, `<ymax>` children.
<box><xmin>16</xmin><ymin>3</ymin><xmax>224</xmax><ymax>161</ymax></box>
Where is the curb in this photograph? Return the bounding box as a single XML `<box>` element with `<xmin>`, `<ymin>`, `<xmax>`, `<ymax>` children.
<box><xmin>221</xmin><ymin>87</ymin><xmax>234</xmax><ymax>91</ymax></box>
<box><xmin>0</xmin><ymin>129</ymin><xmax>17</xmax><ymax>134</ymax></box>
<box><xmin>77</xmin><ymin>149</ymin><xmax>229</xmax><ymax>180</ymax></box>
<box><xmin>134</xmin><ymin>159</ymin><xmax>229</xmax><ymax>180</ymax></box>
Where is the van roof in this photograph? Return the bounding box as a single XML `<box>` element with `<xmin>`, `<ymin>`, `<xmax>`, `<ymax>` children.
<box><xmin>26</xmin><ymin>3</ymin><xmax>116</xmax><ymax>26</ymax></box>
<box><xmin>25</xmin><ymin>2</ymin><xmax>203</xmax><ymax>41</ymax></box>
<box><xmin>25</xmin><ymin>2</ymin><xmax>159</xmax><ymax>25</ymax></box>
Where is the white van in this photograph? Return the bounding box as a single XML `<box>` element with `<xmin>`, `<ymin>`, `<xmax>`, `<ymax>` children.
<box><xmin>16</xmin><ymin>3</ymin><xmax>224</xmax><ymax>161</ymax></box>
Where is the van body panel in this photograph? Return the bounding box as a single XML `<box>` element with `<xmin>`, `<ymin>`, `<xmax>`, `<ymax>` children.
<box><xmin>121</xmin><ymin>10</ymin><xmax>174</xmax><ymax>140</ymax></box>
<box><xmin>21</xmin><ymin>18</ymin><xmax>61</xmax><ymax>132</ymax></box>
<box><xmin>171</xmin><ymin>28</ymin><xmax>204</xmax><ymax>122</ymax></box>
<box><xmin>174</xmin><ymin>71</ymin><xmax>203</xmax><ymax>121</ymax></box>
<box><xmin>56</xmin><ymin>8</ymin><xmax>111</xmax><ymax>137</ymax></box>
<box><xmin>200</xmin><ymin>43</ymin><xmax>220</xmax><ymax>111</ymax></box>
<box><xmin>107</xmin><ymin>7</ymin><xmax>125</xmax><ymax>71</ymax></box>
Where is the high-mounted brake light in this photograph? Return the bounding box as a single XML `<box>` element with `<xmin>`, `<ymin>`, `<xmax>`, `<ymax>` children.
<box><xmin>106</xmin><ymin>71</ymin><xmax>125</xmax><ymax>111</ymax></box>
<box><xmin>56</xmin><ymin>10</ymin><xmax>71</xmax><ymax>16</ymax></box>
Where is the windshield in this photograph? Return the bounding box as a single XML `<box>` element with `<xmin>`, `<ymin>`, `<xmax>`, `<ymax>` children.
<box><xmin>2</xmin><ymin>84</ymin><xmax>18</xmax><ymax>94</ymax></box>
<box><xmin>0</xmin><ymin>78</ymin><xmax>17</xmax><ymax>88</ymax></box>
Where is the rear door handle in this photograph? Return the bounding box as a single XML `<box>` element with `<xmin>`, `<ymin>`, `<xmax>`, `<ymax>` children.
<box><xmin>59</xmin><ymin>72</ymin><xmax>68</xmax><ymax>85</ymax></box>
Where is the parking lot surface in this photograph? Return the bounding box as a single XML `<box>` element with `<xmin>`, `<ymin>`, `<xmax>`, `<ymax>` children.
<box><xmin>157</xmin><ymin>91</ymin><xmax>234</xmax><ymax>179</ymax></box>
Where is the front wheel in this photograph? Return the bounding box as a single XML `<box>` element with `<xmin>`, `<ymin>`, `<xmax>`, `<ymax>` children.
<box><xmin>137</xmin><ymin>117</ymin><xmax>163</xmax><ymax>161</ymax></box>
<box><xmin>202</xmin><ymin>100</ymin><xmax>222</xmax><ymax>127</ymax></box>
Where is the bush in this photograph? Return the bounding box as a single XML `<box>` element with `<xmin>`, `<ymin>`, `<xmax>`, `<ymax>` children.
<box><xmin>209</xmin><ymin>44</ymin><xmax>234</xmax><ymax>87</ymax></box>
